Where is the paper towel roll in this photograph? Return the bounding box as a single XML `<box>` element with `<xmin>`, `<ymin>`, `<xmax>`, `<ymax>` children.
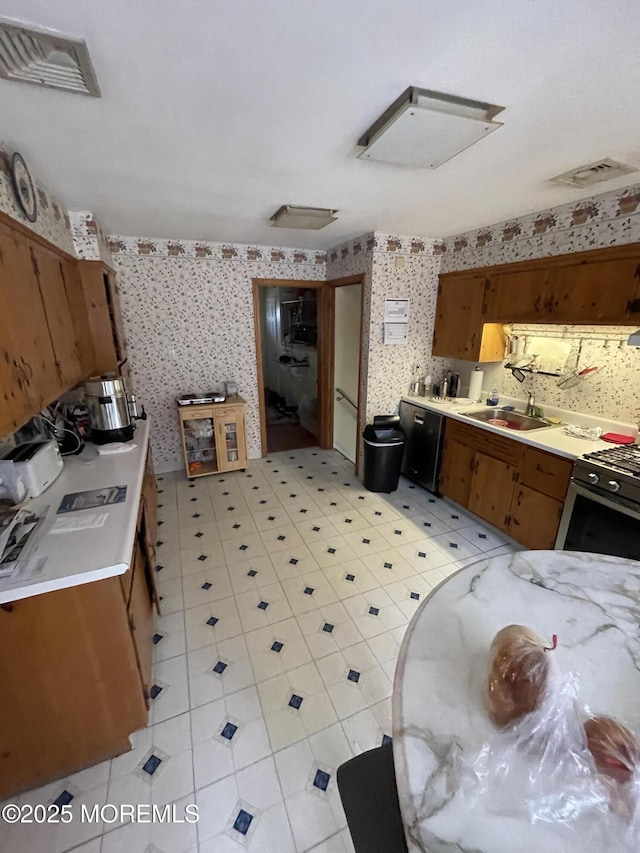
<box><xmin>468</xmin><ymin>368</ymin><xmax>483</xmax><ymax>402</ymax></box>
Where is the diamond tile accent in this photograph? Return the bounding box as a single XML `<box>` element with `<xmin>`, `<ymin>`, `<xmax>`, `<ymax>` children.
<box><xmin>277</xmin><ymin>535</ymin><xmax>286</xmax><ymax>541</ymax></box>
<box><xmin>327</xmin><ymin>547</ymin><xmax>336</xmax><ymax>555</ymax></box>
<box><xmin>268</xmin><ymin>516</ymin><xmax>276</xmax><ymax>521</ymax></box>
<box><xmin>410</xmin><ymin>592</ymin><xmax>420</xmax><ymax>600</ymax></box>
<box><xmin>192</xmin><ymin>513</ymin><xmax>201</xmax><ymax>518</ymax></box>
<box><xmin>142</xmin><ymin>754</ymin><xmax>162</xmax><ymax>776</ymax></box>
<box><xmin>384</xmin><ymin>562</ymin><xmax>393</xmax><ymax>569</ymax></box>
<box><xmin>382</xmin><ymin>734</ymin><xmax>393</xmax><ymax>746</ymax></box>
<box><xmin>362</xmin><ymin>538</ymin><xmax>371</xmax><ymax>544</ymax></box>
<box><xmin>221</xmin><ymin>722</ymin><xmax>238</xmax><ymax>740</ymax></box>
<box><xmin>345</xmin><ymin>574</ymin><xmax>355</xmax><ymax>582</ymax></box>
<box><xmin>247</xmin><ymin>569</ymin><xmax>257</xmax><ymax>577</ymax></box>
<box><xmin>194</xmin><ymin>531</ymin><xmax>203</xmax><ymax>538</ymax></box>
<box><xmin>303</xmin><ymin>587</ymin><xmax>314</xmax><ymax>595</ymax></box>
<box><xmin>213</xmin><ymin>661</ymin><xmax>227</xmax><ymax>674</ymax></box>
<box><xmin>155</xmin><ymin>564</ymin><xmax>164</xmax><ymax>573</ymax></box>
<box><xmin>451</xmin><ymin>514</ymin><xmax>459</xmax><ymax>520</ymax></box>
<box><xmin>257</xmin><ymin>601</ymin><xmax>269</xmax><ymax>611</ymax></box>
<box><xmin>289</xmin><ymin>558</ymin><xmax>298</xmax><ymax>565</ymax></box>
<box><xmin>271</xmin><ymin>641</ymin><xmax>283</xmax><ymax>653</ymax></box>
<box><xmin>207</xmin><ymin>617</ymin><xmax>219</xmax><ymax>627</ymax></box>
<box><xmin>322</xmin><ymin>623</ymin><xmax>334</xmax><ymax>633</ymax></box>
<box><xmin>233</xmin><ymin>809</ymin><xmax>253</xmax><ymax>836</ymax></box>
<box><xmin>239</xmin><ymin>544</ymin><xmax>248</xmax><ymax>551</ymax></box>
<box><xmin>449</xmin><ymin>542</ymin><xmax>458</xmax><ymax>549</ymax></box>
<box><xmin>228</xmin><ymin>506</ymin><xmax>235</xmax><ymax>512</ymax></box>
<box><xmin>394</xmin><ymin>529</ymin><xmax>401</xmax><ymax>536</ymax></box>
<box><xmin>299</xmin><ymin>508</ymin><xmax>308</xmax><ymax>514</ymax></box>
<box><xmin>375</xmin><ymin>511</ymin><xmax>382</xmax><ymax>516</ymax></box>
<box><xmin>259</xmin><ymin>500</ymin><xmax>266</xmax><ymax>505</ymax></box>
<box><xmin>53</xmin><ymin>790</ymin><xmax>74</xmax><ymax>809</ymax></box>
<box><xmin>149</xmin><ymin>684</ymin><xmax>163</xmax><ymax>700</ymax></box>
<box><xmin>289</xmin><ymin>694</ymin><xmax>303</xmax><ymax>710</ymax></box>
<box><xmin>369</xmin><ymin>606</ymin><xmax>379</xmax><ymax>616</ymax></box>
<box><xmin>479</xmin><ymin>533</ymin><xmax>487</xmax><ymax>539</ymax></box>
<box><xmin>233</xmin><ymin>523</ymin><xmax>241</xmax><ymax>529</ymax></box>
<box><xmin>198</xmin><ymin>554</ymin><xmax>208</xmax><ymax>562</ymax></box>
<box><xmin>344</xmin><ymin>518</ymin><xmax>352</xmax><ymax>524</ymax></box>
<box><xmin>201</xmin><ymin>582</ymin><xmax>212</xmax><ymax>590</ymax></box>
<box><xmin>330</xmin><ymin>502</ymin><xmax>337</xmax><ymax>507</ymax></box>
<box><xmin>418</xmin><ymin>551</ymin><xmax>427</xmax><ymax>558</ymax></box>
<box><xmin>347</xmin><ymin>669</ymin><xmax>360</xmax><ymax>683</ymax></box>
<box><xmin>152</xmin><ymin>633</ymin><xmax>163</xmax><ymax>645</ymax></box>
<box><xmin>423</xmin><ymin>521</ymin><xmax>431</xmax><ymax>528</ymax></box>
<box><xmin>312</xmin><ymin>526</ymin><xmax>320</xmax><ymax>532</ymax></box>
<box><xmin>313</xmin><ymin>769</ymin><xmax>331</xmax><ymax>792</ymax></box>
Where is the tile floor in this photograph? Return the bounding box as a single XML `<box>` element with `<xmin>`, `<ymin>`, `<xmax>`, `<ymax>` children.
<box><xmin>1</xmin><ymin>447</ymin><xmax>517</xmax><ymax>853</ymax></box>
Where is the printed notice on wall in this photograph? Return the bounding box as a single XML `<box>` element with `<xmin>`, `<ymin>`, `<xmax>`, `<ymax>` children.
<box><xmin>384</xmin><ymin>299</ymin><xmax>409</xmax><ymax>345</ymax></box>
<box><xmin>384</xmin><ymin>299</ymin><xmax>409</xmax><ymax>323</ymax></box>
<box><xmin>384</xmin><ymin>323</ymin><xmax>408</xmax><ymax>345</ymax></box>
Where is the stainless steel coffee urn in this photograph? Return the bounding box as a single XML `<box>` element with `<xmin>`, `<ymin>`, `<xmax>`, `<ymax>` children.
<box><xmin>85</xmin><ymin>374</ymin><xmax>135</xmax><ymax>444</ymax></box>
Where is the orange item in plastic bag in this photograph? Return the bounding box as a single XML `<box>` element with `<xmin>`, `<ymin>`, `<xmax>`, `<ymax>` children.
<box><xmin>584</xmin><ymin>716</ymin><xmax>640</xmax><ymax>785</ymax></box>
<box><xmin>487</xmin><ymin>624</ymin><xmax>557</xmax><ymax>727</ymax></box>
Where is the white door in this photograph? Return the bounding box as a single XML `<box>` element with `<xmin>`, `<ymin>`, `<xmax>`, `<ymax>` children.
<box><xmin>333</xmin><ymin>284</ymin><xmax>362</xmax><ymax>462</ymax></box>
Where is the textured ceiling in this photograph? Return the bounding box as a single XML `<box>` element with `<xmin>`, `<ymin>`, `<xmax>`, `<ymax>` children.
<box><xmin>2</xmin><ymin>0</ymin><xmax>640</xmax><ymax>248</ymax></box>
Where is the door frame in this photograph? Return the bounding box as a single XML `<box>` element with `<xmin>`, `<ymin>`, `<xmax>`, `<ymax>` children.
<box><xmin>252</xmin><ymin>278</ymin><xmax>326</xmax><ymax>456</ymax></box>
<box><xmin>324</xmin><ymin>274</ymin><xmax>365</xmax><ymax>473</ymax></box>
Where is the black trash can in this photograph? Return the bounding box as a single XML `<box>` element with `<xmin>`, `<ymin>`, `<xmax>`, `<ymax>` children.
<box><xmin>363</xmin><ymin>416</ymin><xmax>406</xmax><ymax>493</ymax></box>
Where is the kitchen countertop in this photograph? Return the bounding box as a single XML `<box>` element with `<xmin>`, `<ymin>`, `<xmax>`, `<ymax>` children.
<box><xmin>393</xmin><ymin>550</ymin><xmax>640</xmax><ymax>853</ymax></box>
<box><xmin>400</xmin><ymin>395</ymin><xmax>638</xmax><ymax>459</ymax></box>
<box><xmin>0</xmin><ymin>419</ymin><xmax>150</xmax><ymax>605</ymax></box>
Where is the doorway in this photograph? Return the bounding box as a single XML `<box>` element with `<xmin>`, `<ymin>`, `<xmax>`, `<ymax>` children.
<box><xmin>253</xmin><ymin>279</ymin><xmax>325</xmax><ymax>454</ymax></box>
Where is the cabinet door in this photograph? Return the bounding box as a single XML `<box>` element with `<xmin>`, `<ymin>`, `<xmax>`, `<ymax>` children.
<box><xmin>0</xmin><ymin>227</ymin><xmax>59</xmax><ymax>430</ymax></box>
<box><xmin>468</xmin><ymin>451</ymin><xmax>517</xmax><ymax>533</ymax></box>
<box><xmin>60</xmin><ymin>259</ymin><xmax>95</xmax><ymax>378</ymax></box>
<box><xmin>485</xmin><ymin>266</ymin><xmax>555</xmax><ymax>322</ymax></box>
<box><xmin>432</xmin><ymin>274</ymin><xmax>489</xmax><ymax>360</ymax></box>
<box><xmin>519</xmin><ymin>446</ymin><xmax>572</xmax><ymax>501</ymax></box>
<box><xmin>214</xmin><ymin>407</ymin><xmax>247</xmax><ymax>471</ymax></box>
<box><xmin>509</xmin><ymin>484</ymin><xmax>563</xmax><ymax>549</ymax></box>
<box><xmin>128</xmin><ymin>539</ymin><xmax>154</xmax><ymax>701</ymax></box>
<box><xmin>32</xmin><ymin>246</ymin><xmax>84</xmax><ymax>390</ymax></box>
<box><xmin>439</xmin><ymin>438</ymin><xmax>475</xmax><ymax>507</ymax></box>
<box><xmin>551</xmin><ymin>257</ymin><xmax>640</xmax><ymax>323</ymax></box>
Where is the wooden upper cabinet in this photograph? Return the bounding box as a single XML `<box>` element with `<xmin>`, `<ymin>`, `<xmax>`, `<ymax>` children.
<box><xmin>0</xmin><ymin>226</ymin><xmax>60</xmax><ymax>432</ymax></box>
<box><xmin>551</xmin><ymin>256</ymin><xmax>640</xmax><ymax>323</ymax></box>
<box><xmin>484</xmin><ymin>266</ymin><xmax>557</xmax><ymax>322</ymax></box>
<box><xmin>432</xmin><ymin>273</ymin><xmax>505</xmax><ymax>361</ymax></box>
<box><xmin>31</xmin><ymin>246</ymin><xmax>84</xmax><ymax>389</ymax></box>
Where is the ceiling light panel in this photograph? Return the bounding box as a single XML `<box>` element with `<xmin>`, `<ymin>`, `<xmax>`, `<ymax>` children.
<box><xmin>0</xmin><ymin>19</ymin><xmax>100</xmax><ymax>96</ymax></box>
<box><xmin>358</xmin><ymin>87</ymin><xmax>504</xmax><ymax>169</ymax></box>
<box><xmin>270</xmin><ymin>205</ymin><xmax>337</xmax><ymax>230</ymax></box>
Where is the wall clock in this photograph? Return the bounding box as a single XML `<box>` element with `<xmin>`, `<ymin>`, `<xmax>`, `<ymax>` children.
<box><xmin>10</xmin><ymin>152</ymin><xmax>38</xmax><ymax>223</ymax></box>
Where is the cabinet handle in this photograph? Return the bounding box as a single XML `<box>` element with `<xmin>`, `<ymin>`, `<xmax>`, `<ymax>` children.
<box><xmin>21</xmin><ymin>358</ymin><xmax>33</xmax><ymax>380</ymax></box>
<box><xmin>535</xmin><ymin>463</ymin><xmax>552</xmax><ymax>476</ymax></box>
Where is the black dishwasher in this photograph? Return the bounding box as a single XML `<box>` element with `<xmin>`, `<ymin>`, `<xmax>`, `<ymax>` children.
<box><xmin>398</xmin><ymin>400</ymin><xmax>445</xmax><ymax>493</ymax></box>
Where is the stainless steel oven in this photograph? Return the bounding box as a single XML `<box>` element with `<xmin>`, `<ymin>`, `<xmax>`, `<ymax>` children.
<box><xmin>555</xmin><ymin>445</ymin><xmax>640</xmax><ymax>561</ymax></box>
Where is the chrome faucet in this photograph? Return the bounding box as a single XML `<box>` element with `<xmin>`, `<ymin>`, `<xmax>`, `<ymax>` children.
<box><xmin>525</xmin><ymin>390</ymin><xmax>535</xmax><ymax>417</ymax></box>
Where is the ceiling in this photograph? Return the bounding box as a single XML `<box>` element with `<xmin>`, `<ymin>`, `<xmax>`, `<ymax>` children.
<box><xmin>2</xmin><ymin>0</ymin><xmax>640</xmax><ymax>249</ymax></box>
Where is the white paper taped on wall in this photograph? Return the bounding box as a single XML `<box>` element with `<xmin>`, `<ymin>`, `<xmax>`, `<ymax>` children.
<box><xmin>384</xmin><ymin>323</ymin><xmax>408</xmax><ymax>345</ymax></box>
<box><xmin>384</xmin><ymin>299</ymin><xmax>409</xmax><ymax>323</ymax></box>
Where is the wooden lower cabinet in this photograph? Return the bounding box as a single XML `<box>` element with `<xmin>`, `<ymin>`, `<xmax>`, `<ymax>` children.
<box><xmin>0</xmin><ymin>577</ymin><xmax>148</xmax><ymax>798</ymax></box>
<box><xmin>439</xmin><ymin>419</ymin><xmax>571</xmax><ymax>549</ymax></box>
<box><xmin>509</xmin><ymin>485</ymin><xmax>564</xmax><ymax>550</ymax></box>
<box><xmin>128</xmin><ymin>539</ymin><xmax>154</xmax><ymax>699</ymax></box>
<box><xmin>468</xmin><ymin>451</ymin><xmax>518</xmax><ymax>534</ymax></box>
<box><xmin>178</xmin><ymin>397</ymin><xmax>248</xmax><ymax>478</ymax></box>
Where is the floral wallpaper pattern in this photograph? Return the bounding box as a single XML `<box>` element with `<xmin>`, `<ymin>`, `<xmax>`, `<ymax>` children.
<box><xmin>112</xmin><ymin>249</ymin><xmax>325</xmax><ymax>470</ymax></box>
<box><xmin>69</xmin><ymin>210</ymin><xmax>114</xmax><ymax>266</ymax></box>
<box><xmin>440</xmin><ymin>183</ymin><xmax>640</xmax><ymax>272</ymax></box>
<box><xmin>0</xmin><ymin>147</ymin><xmax>75</xmax><ymax>254</ymax></box>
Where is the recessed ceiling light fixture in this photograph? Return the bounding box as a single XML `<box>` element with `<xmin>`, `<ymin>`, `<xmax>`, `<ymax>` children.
<box><xmin>357</xmin><ymin>86</ymin><xmax>504</xmax><ymax>169</ymax></box>
<box><xmin>270</xmin><ymin>205</ymin><xmax>338</xmax><ymax>230</ymax></box>
<box><xmin>0</xmin><ymin>18</ymin><xmax>100</xmax><ymax>96</ymax></box>
<box><xmin>549</xmin><ymin>157</ymin><xmax>638</xmax><ymax>188</ymax></box>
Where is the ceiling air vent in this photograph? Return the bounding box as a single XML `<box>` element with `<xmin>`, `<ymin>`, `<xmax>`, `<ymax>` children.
<box><xmin>550</xmin><ymin>158</ymin><xmax>637</xmax><ymax>188</ymax></box>
<box><xmin>0</xmin><ymin>18</ymin><xmax>100</xmax><ymax>96</ymax></box>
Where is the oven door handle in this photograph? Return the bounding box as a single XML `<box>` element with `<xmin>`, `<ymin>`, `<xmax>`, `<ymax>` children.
<box><xmin>570</xmin><ymin>482</ymin><xmax>640</xmax><ymax>521</ymax></box>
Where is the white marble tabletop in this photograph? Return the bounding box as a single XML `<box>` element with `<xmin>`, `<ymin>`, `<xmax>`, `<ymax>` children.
<box><xmin>392</xmin><ymin>550</ymin><xmax>640</xmax><ymax>853</ymax></box>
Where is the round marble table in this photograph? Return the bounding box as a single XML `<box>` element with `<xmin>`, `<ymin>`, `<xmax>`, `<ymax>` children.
<box><xmin>392</xmin><ymin>550</ymin><xmax>640</xmax><ymax>853</ymax></box>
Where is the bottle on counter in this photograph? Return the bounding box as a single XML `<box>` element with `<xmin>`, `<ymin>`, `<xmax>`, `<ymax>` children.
<box><xmin>409</xmin><ymin>365</ymin><xmax>420</xmax><ymax>396</ymax></box>
<box><xmin>449</xmin><ymin>373</ymin><xmax>459</xmax><ymax>398</ymax></box>
<box><xmin>420</xmin><ymin>373</ymin><xmax>432</xmax><ymax>397</ymax></box>
<box><xmin>440</xmin><ymin>376</ymin><xmax>449</xmax><ymax>399</ymax></box>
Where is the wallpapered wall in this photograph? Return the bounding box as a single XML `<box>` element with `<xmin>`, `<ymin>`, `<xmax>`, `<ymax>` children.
<box><xmin>0</xmin><ymin>147</ymin><xmax>75</xmax><ymax>254</ymax></box>
<box><xmin>441</xmin><ymin>182</ymin><xmax>640</xmax><ymax>423</ymax></box>
<box><xmin>111</xmin><ymin>239</ymin><xmax>326</xmax><ymax>469</ymax></box>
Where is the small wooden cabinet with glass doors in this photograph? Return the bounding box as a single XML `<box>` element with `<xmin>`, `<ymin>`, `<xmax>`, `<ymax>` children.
<box><xmin>177</xmin><ymin>396</ymin><xmax>248</xmax><ymax>477</ymax></box>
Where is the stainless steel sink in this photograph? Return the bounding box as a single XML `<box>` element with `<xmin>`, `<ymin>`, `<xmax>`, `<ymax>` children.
<box><xmin>463</xmin><ymin>409</ymin><xmax>556</xmax><ymax>431</ymax></box>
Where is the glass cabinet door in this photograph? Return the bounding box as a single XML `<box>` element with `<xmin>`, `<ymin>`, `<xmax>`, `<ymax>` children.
<box><xmin>214</xmin><ymin>410</ymin><xmax>247</xmax><ymax>471</ymax></box>
<box><xmin>182</xmin><ymin>416</ymin><xmax>217</xmax><ymax>476</ymax></box>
